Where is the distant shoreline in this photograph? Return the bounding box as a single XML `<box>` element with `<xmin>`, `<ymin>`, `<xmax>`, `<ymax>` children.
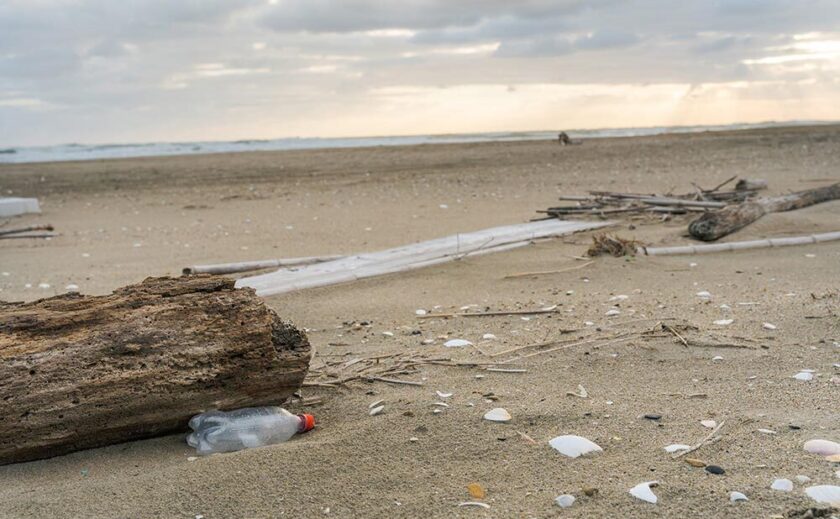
<box><xmin>2</xmin><ymin>120</ymin><xmax>836</xmax><ymax>165</ymax></box>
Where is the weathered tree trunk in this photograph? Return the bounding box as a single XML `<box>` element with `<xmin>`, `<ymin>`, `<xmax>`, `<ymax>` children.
<box><xmin>0</xmin><ymin>276</ymin><xmax>310</xmax><ymax>465</ymax></box>
<box><xmin>688</xmin><ymin>183</ymin><xmax>840</xmax><ymax>241</ymax></box>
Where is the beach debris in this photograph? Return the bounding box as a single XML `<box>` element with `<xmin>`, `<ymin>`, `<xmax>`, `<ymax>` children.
<box><xmin>582</xmin><ymin>486</ymin><xmax>599</xmax><ymax>497</ymax></box>
<box><xmin>369</xmin><ymin>405</ymin><xmax>385</xmax><ymax>416</ymax></box>
<box><xmin>758</xmin><ymin>429</ymin><xmax>777</xmax><ymax>435</ymax></box>
<box><xmin>763</xmin><ymin>322</ymin><xmax>777</xmax><ymax>330</ymax></box>
<box><xmin>828</xmin><ymin>454</ymin><xmax>840</xmax><ymax>462</ymax></box>
<box><xmin>38</xmin><ymin>283</ymin><xmax>50</xmax><ymax>290</ymax></box>
<box><xmin>382</xmin><ymin>331</ymin><xmax>394</xmax><ymax>337</ymax></box>
<box><xmin>685</xmin><ymin>458</ymin><xmax>707</xmax><ymax>468</ymax></box>
<box><xmin>0</xmin><ymin>197</ymin><xmax>41</xmax><ymax>218</ymax></box>
<box><xmin>605</xmin><ymin>309</ymin><xmax>621</xmax><ymax>317</ymax></box>
<box><xmin>415</xmin><ymin>309</ymin><xmax>427</xmax><ymax>316</ymax></box>
<box><xmin>729</xmin><ymin>491</ymin><xmax>748</xmax><ymax>502</ymax></box>
<box><xmin>664</xmin><ymin>444</ymin><xmax>691</xmax><ymax>453</ymax></box>
<box><xmin>444</xmin><ymin>339</ymin><xmax>472</xmax><ymax>348</ymax></box>
<box><xmin>701</xmin><ymin>420</ymin><xmax>717</xmax><ymax>429</ymax></box>
<box><xmin>554</xmin><ymin>494</ymin><xmax>576</xmax><ymax>508</ymax></box>
<box><xmin>482</xmin><ymin>333</ymin><xmax>497</xmax><ymax>340</ymax></box>
<box><xmin>483</xmin><ymin>408</ymin><xmax>511</xmax><ymax>423</ymax></box>
<box><xmin>486</xmin><ymin>368</ymin><xmax>528</xmax><ymax>374</ymax></box>
<box><xmin>567</xmin><ymin>385</ymin><xmax>588</xmax><ymax>398</ymax></box>
<box><xmin>804</xmin><ymin>440</ymin><xmax>840</xmax><ymax>457</ymax></box>
<box><xmin>65</xmin><ymin>284</ymin><xmax>79</xmax><ymax>293</ymax></box>
<box><xmin>609</xmin><ymin>295</ymin><xmax>629</xmax><ymax>302</ymax></box>
<box><xmin>771</xmin><ymin>479</ymin><xmax>794</xmax><ymax>492</ymax></box>
<box><xmin>796</xmin><ymin>475</ymin><xmax>812</xmax><ymax>484</ymax></box>
<box><xmin>436</xmin><ymin>391</ymin><xmax>453</xmax><ymax>399</ymax></box>
<box><xmin>457</xmin><ymin>502</ymin><xmax>491</xmax><ymax>509</ymax></box>
<box><xmin>713</xmin><ymin>319</ymin><xmax>733</xmax><ymax>326</ymax></box>
<box><xmin>643</xmin><ymin>230</ymin><xmax>840</xmax><ymax>256</ymax></box>
<box><xmin>705</xmin><ymin>465</ymin><xmax>725</xmax><ymax>475</ymax></box>
<box><xmin>467</xmin><ymin>483</ymin><xmax>486</xmax><ymax>499</ymax></box>
<box><xmin>712</xmin><ymin>356</ymin><xmax>724</xmax><ymax>362</ymax></box>
<box><xmin>182</xmin><ymin>255</ymin><xmax>343</xmax><ymax>276</ymax></box>
<box><xmin>548</xmin><ymin>435</ymin><xmax>603</xmax><ymax>458</ymax></box>
<box><xmin>586</xmin><ymin>233</ymin><xmax>640</xmax><ymax>257</ymax></box>
<box><xmin>628</xmin><ymin>481</ymin><xmax>658</xmax><ymax>504</ymax></box>
<box><xmin>794</xmin><ymin>371</ymin><xmax>814</xmax><ymax>381</ymax></box>
<box><xmin>643</xmin><ymin>414</ymin><xmax>662</xmax><ymax>421</ymax></box>
<box><xmin>803</xmin><ymin>485</ymin><xmax>840</xmax><ymax>504</ymax></box>
<box><xmin>696</xmin><ymin>291</ymin><xmax>712</xmax><ymax>298</ymax></box>
<box><xmin>368</xmin><ymin>400</ymin><xmax>384</xmax><ymax>409</ymax></box>
<box><xmin>431</xmin><ymin>402</ymin><xmax>449</xmax><ymax>408</ymax></box>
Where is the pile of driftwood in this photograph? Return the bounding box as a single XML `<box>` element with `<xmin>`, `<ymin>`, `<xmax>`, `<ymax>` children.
<box><xmin>541</xmin><ymin>177</ymin><xmax>840</xmax><ymax>242</ymax></box>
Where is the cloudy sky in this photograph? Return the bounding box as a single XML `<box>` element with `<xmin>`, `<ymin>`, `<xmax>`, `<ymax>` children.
<box><xmin>1</xmin><ymin>0</ymin><xmax>839</xmax><ymax>146</ymax></box>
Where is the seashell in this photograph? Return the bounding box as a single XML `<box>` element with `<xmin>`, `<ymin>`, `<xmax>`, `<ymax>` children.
<box><xmin>382</xmin><ymin>331</ymin><xmax>394</xmax><ymax>337</ymax></box>
<box><xmin>729</xmin><ymin>491</ymin><xmax>748</xmax><ymax>502</ymax></box>
<box><xmin>555</xmin><ymin>494</ymin><xmax>575</xmax><ymax>508</ymax></box>
<box><xmin>369</xmin><ymin>405</ymin><xmax>385</xmax><ymax>416</ymax></box>
<box><xmin>436</xmin><ymin>391</ymin><xmax>453</xmax><ymax>399</ymax></box>
<box><xmin>804</xmin><ymin>485</ymin><xmax>840</xmax><ymax>504</ymax></box>
<box><xmin>467</xmin><ymin>483</ymin><xmax>486</xmax><ymax>499</ymax></box>
<box><xmin>444</xmin><ymin>339</ymin><xmax>472</xmax><ymax>348</ymax></box>
<box><xmin>458</xmin><ymin>502</ymin><xmax>490</xmax><ymax>509</ymax></box>
<box><xmin>605</xmin><ymin>309</ymin><xmax>621</xmax><ymax>317</ymax></box>
<box><xmin>712</xmin><ymin>356</ymin><xmax>724</xmax><ymax>362</ymax></box>
<box><xmin>758</xmin><ymin>429</ymin><xmax>777</xmax><ymax>435</ymax></box>
<box><xmin>609</xmin><ymin>295</ymin><xmax>628</xmax><ymax>301</ymax></box>
<box><xmin>38</xmin><ymin>283</ymin><xmax>50</xmax><ymax>289</ymax></box>
<box><xmin>795</xmin><ymin>475</ymin><xmax>811</xmax><ymax>484</ymax></box>
<box><xmin>664</xmin><ymin>444</ymin><xmax>691</xmax><ymax>453</ymax></box>
<box><xmin>482</xmin><ymin>333</ymin><xmax>497</xmax><ymax>340</ymax></box>
<box><xmin>720</xmin><ymin>304</ymin><xmax>731</xmax><ymax>310</ymax></box>
<box><xmin>696</xmin><ymin>291</ymin><xmax>712</xmax><ymax>298</ymax></box>
<box><xmin>415</xmin><ymin>309</ymin><xmax>427</xmax><ymax>316</ymax></box>
<box><xmin>422</xmin><ymin>339</ymin><xmax>434</xmax><ymax>345</ymax></box>
<box><xmin>548</xmin><ymin>435</ymin><xmax>603</xmax><ymax>458</ymax></box>
<box><xmin>432</xmin><ymin>409</ymin><xmax>443</xmax><ymax>414</ymax></box>
<box><xmin>483</xmin><ymin>408</ymin><xmax>511</xmax><ymax>423</ymax></box>
<box><xmin>794</xmin><ymin>371</ymin><xmax>814</xmax><ymax>381</ymax></box>
<box><xmin>828</xmin><ymin>454</ymin><xmax>840</xmax><ymax>462</ymax></box>
<box><xmin>432</xmin><ymin>402</ymin><xmax>449</xmax><ymax>408</ymax></box>
<box><xmin>701</xmin><ymin>420</ymin><xmax>717</xmax><ymax>429</ymax></box>
<box><xmin>804</xmin><ymin>439</ymin><xmax>840</xmax><ymax>456</ymax></box>
<box><xmin>763</xmin><ymin>322</ymin><xmax>777</xmax><ymax>330</ymax></box>
<box><xmin>368</xmin><ymin>400</ymin><xmax>384</xmax><ymax>409</ymax></box>
<box><xmin>65</xmin><ymin>284</ymin><xmax>79</xmax><ymax>292</ymax></box>
<box><xmin>689</xmin><ymin>262</ymin><xmax>698</xmax><ymax>267</ymax></box>
<box><xmin>713</xmin><ymin>319</ymin><xmax>733</xmax><ymax>325</ymax></box>
<box><xmin>770</xmin><ymin>478</ymin><xmax>793</xmax><ymax>492</ymax></box>
<box><xmin>542</xmin><ymin>305</ymin><xmax>558</xmax><ymax>311</ymax></box>
<box><xmin>685</xmin><ymin>458</ymin><xmax>706</xmax><ymax>468</ymax></box>
<box><xmin>584</xmin><ymin>321</ymin><xmax>595</xmax><ymax>326</ymax></box>
<box><xmin>628</xmin><ymin>481</ymin><xmax>658</xmax><ymax>504</ymax></box>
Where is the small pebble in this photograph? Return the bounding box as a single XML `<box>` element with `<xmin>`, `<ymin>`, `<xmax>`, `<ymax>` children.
<box><xmin>643</xmin><ymin>414</ymin><xmax>662</xmax><ymax>421</ymax></box>
<box><xmin>771</xmin><ymin>478</ymin><xmax>793</xmax><ymax>492</ymax></box>
<box><xmin>713</xmin><ymin>319</ymin><xmax>733</xmax><ymax>326</ymax></box>
<box><xmin>705</xmin><ymin>465</ymin><xmax>725</xmax><ymax>475</ymax></box>
<box><xmin>685</xmin><ymin>458</ymin><xmax>706</xmax><ymax>468</ymax></box>
<box><xmin>555</xmin><ymin>494</ymin><xmax>575</xmax><ymax>508</ymax></box>
<box><xmin>763</xmin><ymin>322</ymin><xmax>777</xmax><ymax>330</ymax></box>
<box><xmin>795</xmin><ymin>475</ymin><xmax>811</xmax><ymax>484</ymax></box>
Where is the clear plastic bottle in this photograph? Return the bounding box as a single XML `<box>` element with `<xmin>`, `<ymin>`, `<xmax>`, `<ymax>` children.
<box><xmin>186</xmin><ymin>406</ymin><xmax>315</xmax><ymax>455</ymax></box>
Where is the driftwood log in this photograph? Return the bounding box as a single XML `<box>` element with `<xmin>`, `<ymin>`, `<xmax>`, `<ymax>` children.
<box><xmin>689</xmin><ymin>183</ymin><xmax>840</xmax><ymax>241</ymax></box>
<box><xmin>0</xmin><ymin>276</ymin><xmax>310</xmax><ymax>465</ymax></box>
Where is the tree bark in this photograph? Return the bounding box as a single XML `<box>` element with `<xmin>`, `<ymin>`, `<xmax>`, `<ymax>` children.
<box><xmin>688</xmin><ymin>183</ymin><xmax>840</xmax><ymax>241</ymax></box>
<box><xmin>0</xmin><ymin>276</ymin><xmax>310</xmax><ymax>465</ymax></box>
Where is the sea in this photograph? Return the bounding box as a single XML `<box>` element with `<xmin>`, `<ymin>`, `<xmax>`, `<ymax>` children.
<box><xmin>0</xmin><ymin>120</ymin><xmax>831</xmax><ymax>164</ymax></box>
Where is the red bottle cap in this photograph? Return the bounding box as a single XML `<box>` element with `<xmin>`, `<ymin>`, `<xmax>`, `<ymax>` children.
<box><xmin>298</xmin><ymin>414</ymin><xmax>316</xmax><ymax>433</ymax></box>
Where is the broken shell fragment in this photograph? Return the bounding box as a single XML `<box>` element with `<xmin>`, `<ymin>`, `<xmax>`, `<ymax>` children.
<box><xmin>548</xmin><ymin>435</ymin><xmax>603</xmax><ymax>458</ymax></box>
<box><xmin>729</xmin><ymin>491</ymin><xmax>748</xmax><ymax>502</ymax></box>
<box><xmin>804</xmin><ymin>485</ymin><xmax>840</xmax><ymax>504</ymax></box>
<box><xmin>771</xmin><ymin>478</ymin><xmax>793</xmax><ymax>492</ymax></box>
<box><xmin>629</xmin><ymin>481</ymin><xmax>658</xmax><ymax>504</ymax></box>
<box><xmin>685</xmin><ymin>458</ymin><xmax>706</xmax><ymax>468</ymax></box>
<box><xmin>458</xmin><ymin>502</ymin><xmax>490</xmax><ymax>509</ymax></box>
<box><xmin>467</xmin><ymin>483</ymin><xmax>486</xmax><ymax>499</ymax></box>
<box><xmin>555</xmin><ymin>494</ymin><xmax>575</xmax><ymax>508</ymax></box>
<box><xmin>700</xmin><ymin>420</ymin><xmax>717</xmax><ymax>429</ymax></box>
<box><xmin>664</xmin><ymin>444</ymin><xmax>691</xmax><ymax>453</ymax></box>
<box><xmin>483</xmin><ymin>408</ymin><xmax>511</xmax><ymax>423</ymax></box>
<box><xmin>436</xmin><ymin>391</ymin><xmax>453</xmax><ymax>399</ymax></box>
<box><xmin>713</xmin><ymin>319</ymin><xmax>734</xmax><ymax>326</ymax></box>
<box><xmin>794</xmin><ymin>371</ymin><xmax>814</xmax><ymax>381</ymax></box>
<box><xmin>444</xmin><ymin>339</ymin><xmax>472</xmax><ymax>348</ymax></box>
<box><xmin>763</xmin><ymin>322</ymin><xmax>777</xmax><ymax>330</ymax></box>
<box><xmin>369</xmin><ymin>405</ymin><xmax>385</xmax><ymax>416</ymax></box>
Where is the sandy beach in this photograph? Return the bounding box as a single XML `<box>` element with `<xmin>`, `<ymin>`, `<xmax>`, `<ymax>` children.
<box><xmin>1</xmin><ymin>125</ymin><xmax>839</xmax><ymax>518</ymax></box>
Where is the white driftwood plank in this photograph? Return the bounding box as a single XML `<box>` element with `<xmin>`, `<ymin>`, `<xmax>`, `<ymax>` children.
<box><xmin>183</xmin><ymin>255</ymin><xmax>343</xmax><ymax>275</ymax></box>
<box><xmin>640</xmin><ymin>231</ymin><xmax>840</xmax><ymax>256</ymax></box>
<box><xmin>237</xmin><ymin>220</ymin><xmax>611</xmax><ymax>296</ymax></box>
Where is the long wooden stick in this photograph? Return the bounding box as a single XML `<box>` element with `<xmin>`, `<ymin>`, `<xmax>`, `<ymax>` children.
<box><xmin>673</xmin><ymin>420</ymin><xmax>726</xmax><ymax>459</ymax></box>
<box><xmin>640</xmin><ymin>231</ymin><xmax>840</xmax><ymax>255</ymax></box>
<box><xmin>503</xmin><ymin>261</ymin><xmax>593</xmax><ymax>279</ymax></box>
<box><xmin>183</xmin><ymin>255</ymin><xmax>344</xmax><ymax>275</ymax></box>
<box><xmin>688</xmin><ymin>183</ymin><xmax>840</xmax><ymax>241</ymax></box>
<box><xmin>0</xmin><ymin>224</ymin><xmax>53</xmax><ymax>237</ymax></box>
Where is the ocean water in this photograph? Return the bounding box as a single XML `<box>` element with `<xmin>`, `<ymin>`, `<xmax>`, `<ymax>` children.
<box><xmin>0</xmin><ymin>121</ymin><xmax>827</xmax><ymax>164</ymax></box>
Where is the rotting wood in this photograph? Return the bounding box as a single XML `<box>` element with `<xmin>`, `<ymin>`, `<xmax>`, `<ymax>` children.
<box><xmin>0</xmin><ymin>276</ymin><xmax>310</xmax><ymax>465</ymax></box>
<box><xmin>688</xmin><ymin>183</ymin><xmax>840</xmax><ymax>241</ymax></box>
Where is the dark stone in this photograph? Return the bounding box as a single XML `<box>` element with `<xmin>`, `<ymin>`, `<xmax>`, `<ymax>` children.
<box><xmin>705</xmin><ymin>465</ymin><xmax>725</xmax><ymax>475</ymax></box>
<box><xmin>644</xmin><ymin>414</ymin><xmax>662</xmax><ymax>421</ymax></box>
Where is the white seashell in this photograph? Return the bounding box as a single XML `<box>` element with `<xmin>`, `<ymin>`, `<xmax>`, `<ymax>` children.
<box><xmin>803</xmin><ymin>439</ymin><xmax>840</xmax><ymax>456</ymax></box>
<box><xmin>701</xmin><ymin>420</ymin><xmax>717</xmax><ymax>429</ymax></box>
<box><xmin>584</xmin><ymin>321</ymin><xmax>595</xmax><ymax>326</ymax></box>
<box><xmin>444</xmin><ymin>339</ymin><xmax>472</xmax><ymax>348</ymax></box>
<box><xmin>65</xmin><ymin>284</ymin><xmax>79</xmax><ymax>292</ymax></box>
<box><xmin>38</xmin><ymin>283</ymin><xmax>50</xmax><ymax>289</ymax></box>
<box><xmin>436</xmin><ymin>391</ymin><xmax>453</xmax><ymax>399</ymax></box>
<box><xmin>555</xmin><ymin>494</ymin><xmax>575</xmax><ymax>508</ymax></box>
<box><xmin>432</xmin><ymin>402</ymin><xmax>449</xmax><ymax>408</ymax></box>
<box><xmin>689</xmin><ymin>262</ymin><xmax>698</xmax><ymax>267</ymax></box>
<box><xmin>548</xmin><ymin>435</ymin><xmax>603</xmax><ymax>458</ymax></box>
<box><xmin>432</xmin><ymin>409</ymin><xmax>442</xmax><ymax>414</ymax></box>
<box><xmin>712</xmin><ymin>356</ymin><xmax>724</xmax><ymax>362</ymax></box>
<box><xmin>382</xmin><ymin>331</ymin><xmax>394</xmax><ymax>337</ymax></box>
<box><xmin>369</xmin><ymin>405</ymin><xmax>385</xmax><ymax>416</ymax></box>
<box><xmin>187</xmin><ymin>456</ymin><xmax>198</xmax><ymax>462</ymax></box>
<box><xmin>771</xmin><ymin>479</ymin><xmax>793</xmax><ymax>492</ymax></box>
<box><xmin>482</xmin><ymin>333</ymin><xmax>497</xmax><ymax>340</ymax></box>
<box><xmin>804</xmin><ymin>485</ymin><xmax>840</xmax><ymax>504</ymax></box>
<box><xmin>696</xmin><ymin>291</ymin><xmax>712</xmax><ymax>298</ymax></box>
<box><xmin>605</xmin><ymin>309</ymin><xmax>621</xmax><ymax>317</ymax></box>
<box><xmin>799</xmin><ymin>368</ymin><xmax>816</xmax><ymax>373</ymax></box>
<box><xmin>609</xmin><ymin>295</ymin><xmax>628</xmax><ymax>301</ymax></box>
<box><xmin>566</xmin><ymin>290</ymin><xmax>574</xmax><ymax>295</ymax></box>
<box><xmin>24</xmin><ymin>283</ymin><xmax>32</xmax><ymax>288</ymax></box>
<box><xmin>483</xmin><ymin>408</ymin><xmax>511</xmax><ymax>423</ymax></box>
<box><xmin>713</xmin><ymin>319</ymin><xmax>733</xmax><ymax>325</ymax></box>
<box><xmin>415</xmin><ymin>309</ymin><xmax>427</xmax><ymax>316</ymax></box>
<box><xmin>794</xmin><ymin>372</ymin><xmax>814</xmax><ymax>381</ymax></box>
<box><xmin>458</xmin><ymin>502</ymin><xmax>490</xmax><ymax>509</ymax></box>
<box><xmin>409</xmin><ymin>437</ymin><xmax>419</xmax><ymax>442</ymax></box>
<box><xmin>368</xmin><ymin>399</ymin><xmax>384</xmax><ymax>409</ymax></box>
<box><xmin>629</xmin><ymin>481</ymin><xmax>658</xmax><ymax>504</ymax></box>
<box><xmin>541</xmin><ymin>305</ymin><xmax>558</xmax><ymax>311</ymax></box>
<box><xmin>795</xmin><ymin>475</ymin><xmax>811</xmax><ymax>484</ymax></box>
<box><xmin>422</xmin><ymin>339</ymin><xmax>434</xmax><ymax>345</ymax></box>
<box><xmin>762</xmin><ymin>322</ymin><xmax>777</xmax><ymax>330</ymax></box>
<box><xmin>757</xmin><ymin>429</ymin><xmax>777</xmax><ymax>435</ymax></box>
<box><xmin>664</xmin><ymin>444</ymin><xmax>691</xmax><ymax>453</ymax></box>
<box><xmin>720</xmin><ymin>304</ymin><xmax>731</xmax><ymax>310</ymax></box>
<box><xmin>729</xmin><ymin>491</ymin><xmax>748</xmax><ymax>502</ymax></box>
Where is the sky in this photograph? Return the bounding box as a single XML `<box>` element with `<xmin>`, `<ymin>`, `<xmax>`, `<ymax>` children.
<box><xmin>1</xmin><ymin>0</ymin><xmax>839</xmax><ymax>147</ymax></box>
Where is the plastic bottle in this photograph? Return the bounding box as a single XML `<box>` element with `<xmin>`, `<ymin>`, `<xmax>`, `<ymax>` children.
<box><xmin>186</xmin><ymin>406</ymin><xmax>315</xmax><ymax>455</ymax></box>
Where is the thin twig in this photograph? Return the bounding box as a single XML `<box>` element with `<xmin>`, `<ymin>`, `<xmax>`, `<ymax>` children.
<box><xmin>367</xmin><ymin>376</ymin><xmax>425</xmax><ymax>387</ymax></box>
<box><xmin>673</xmin><ymin>420</ymin><xmax>726</xmax><ymax>459</ymax></box>
<box><xmin>503</xmin><ymin>261</ymin><xmax>594</xmax><ymax>279</ymax></box>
